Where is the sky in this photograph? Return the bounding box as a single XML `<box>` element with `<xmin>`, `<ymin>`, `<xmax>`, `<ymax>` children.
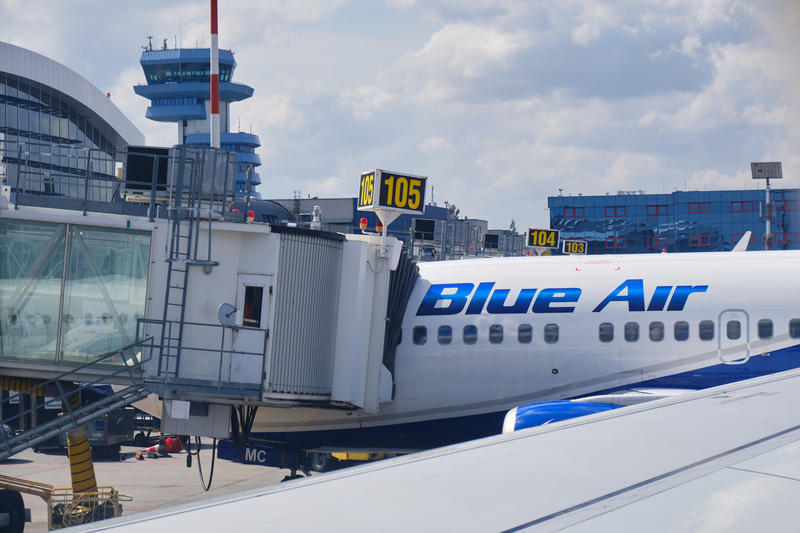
<box><xmin>2</xmin><ymin>0</ymin><xmax>798</xmax><ymax>229</ymax></box>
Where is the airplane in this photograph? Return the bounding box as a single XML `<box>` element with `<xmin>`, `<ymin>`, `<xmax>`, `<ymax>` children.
<box><xmin>213</xmin><ymin>233</ymin><xmax>800</xmax><ymax>470</ymax></box>
<box><xmin>75</xmin><ymin>366</ymin><xmax>800</xmax><ymax>531</ymax></box>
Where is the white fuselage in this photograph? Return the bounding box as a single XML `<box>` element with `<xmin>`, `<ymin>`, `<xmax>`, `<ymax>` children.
<box><xmin>250</xmin><ymin>250</ymin><xmax>800</xmax><ymax>435</ymax></box>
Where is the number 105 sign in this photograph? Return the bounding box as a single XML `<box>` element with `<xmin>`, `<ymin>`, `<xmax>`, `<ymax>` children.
<box><xmin>358</xmin><ymin>169</ymin><xmax>427</xmax><ymax>214</ymax></box>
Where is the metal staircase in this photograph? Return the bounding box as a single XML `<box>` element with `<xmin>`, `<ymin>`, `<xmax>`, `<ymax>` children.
<box><xmin>0</xmin><ymin>386</ymin><xmax>148</xmax><ymax>462</ymax></box>
<box><xmin>0</xmin><ymin>342</ymin><xmax>151</xmax><ymax>462</ymax></box>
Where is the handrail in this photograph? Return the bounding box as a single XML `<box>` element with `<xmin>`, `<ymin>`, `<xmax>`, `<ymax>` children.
<box><xmin>0</xmin><ymin>337</ymin><xmax>153</xmax><ymax>447</ymax></box>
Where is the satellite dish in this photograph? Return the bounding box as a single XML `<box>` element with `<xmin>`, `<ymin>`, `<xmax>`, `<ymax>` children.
<box><xmin>217</xmin><ymin>303</ymin><xmax>237</xmax><ymax>327</ymax></box>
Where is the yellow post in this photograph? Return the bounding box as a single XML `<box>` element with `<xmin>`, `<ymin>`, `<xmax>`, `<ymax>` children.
<box><xmin>63</xmin><ymin>393</ymin><xmax>98</xmax><ymax>494</ymax></box>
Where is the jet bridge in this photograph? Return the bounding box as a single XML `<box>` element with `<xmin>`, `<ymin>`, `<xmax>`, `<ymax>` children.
<box><xmin>1</xmin><ymin>141</ymin><xmax>408</xmax><ymax>451</ymax></box>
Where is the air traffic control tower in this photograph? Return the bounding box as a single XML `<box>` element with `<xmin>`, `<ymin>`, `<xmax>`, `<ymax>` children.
<box><xmin>133</xmin><ymin>43</ymin><xmax>262</xmax><ymax>199</ymax></box>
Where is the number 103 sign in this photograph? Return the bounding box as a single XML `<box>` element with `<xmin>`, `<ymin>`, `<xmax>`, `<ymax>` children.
<box><xmin>358</xmin><ymin>169</ymin><xmax>427</xmax><ymax>214</ymax></box>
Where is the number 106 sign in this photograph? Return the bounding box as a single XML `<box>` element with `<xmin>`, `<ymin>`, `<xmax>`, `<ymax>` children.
<box><xmin>358</xmin><ymin>169</ymin><xmax>427</xmax><ymax>214</ymax></box>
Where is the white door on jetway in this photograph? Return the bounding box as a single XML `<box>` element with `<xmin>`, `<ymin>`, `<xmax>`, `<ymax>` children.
<box><xmin>229</xmin><ymin>274</ymin><xmax>271</xmax><ymax>384</ymax></box>
<box><xmin>718</xmin><ymin>309</ymin><xmax>750</xmax><ymax>364</ymax></box>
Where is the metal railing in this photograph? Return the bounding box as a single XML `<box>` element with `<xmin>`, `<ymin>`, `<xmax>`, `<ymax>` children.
<box><xmin>0</xmin><ymin>338</ymin><xmax>152</xmax><ymax>461</ymax></box>
<box><xmin>0</xmin><ymin>139</ymin><xmax>238</xmax><ymax>223</ymax></box>
<box><xmin>137</xmin><ymin>318</ymin><xmax>267</xmax><ymax>395</ymax></box>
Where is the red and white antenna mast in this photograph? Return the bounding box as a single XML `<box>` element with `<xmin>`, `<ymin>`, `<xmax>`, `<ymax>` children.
<box><xmin>209</xmin><ymin>0</ymin><xmax>220</xmax><ymax>148</ymax></box>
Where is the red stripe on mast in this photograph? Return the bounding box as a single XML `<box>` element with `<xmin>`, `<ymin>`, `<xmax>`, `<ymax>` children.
<box><xmin>211</xmin><ymin>0</ymin><xmax>218</xmax><ymax>34</ymax></box>
<box><xmin>210</xmin><ymin>74</ymin><xmax>220</xmax><ymax>114</ymax></box>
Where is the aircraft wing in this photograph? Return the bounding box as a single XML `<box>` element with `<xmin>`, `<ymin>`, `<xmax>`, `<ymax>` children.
<box><xmin>86</xmin><ymin>368</ymin><xmax>800</xmax><ymax>532</ymax></box>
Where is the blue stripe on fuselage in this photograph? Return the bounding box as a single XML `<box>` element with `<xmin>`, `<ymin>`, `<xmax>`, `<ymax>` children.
<box><xmin>238</xmin><ymin>344</ymin><xmax>800</xmax><ymax>454</ymax></box>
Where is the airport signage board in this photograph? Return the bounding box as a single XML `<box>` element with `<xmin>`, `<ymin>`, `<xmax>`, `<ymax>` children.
<box><xmin>562</xmin><ymin>239</ymin><xmax>587</xmax><ymax>255</ymax></box>
<box><xmin>527</xmin><ymin>228</ymin><xmax>560</xmax><ymax>248</ymax></box>
<box><xmin>358</xmin><ymin>169</ymin><xmax>427</xmax><ymax>214</ymax></box>
<box><xmin>751</xmin><ymin>162</ymin><xmax>782</xmax><ymax>180</ymax></box>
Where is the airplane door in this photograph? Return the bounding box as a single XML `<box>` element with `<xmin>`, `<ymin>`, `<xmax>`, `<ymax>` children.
<box><xmin>230</xmin><ymin>274</ymin><xmax>271</xmax><ymax>384</ymax></box>
<box><xmin>718</xmin><ymin>309</ymin><xmax>750</xmax><ymax>365</ymax></box>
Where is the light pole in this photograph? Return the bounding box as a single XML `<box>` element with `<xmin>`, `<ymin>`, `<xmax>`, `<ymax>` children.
<box><xmin>751</xmin><ymin>162</ymin><xmax>782</xmax><ymax>250</ymax></box>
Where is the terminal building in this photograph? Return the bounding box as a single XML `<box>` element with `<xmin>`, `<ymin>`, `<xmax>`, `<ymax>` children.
<box><xmin>0</xmin><ymin>41</ymin><xmax>144</xmax><ymax>200</ymax></box>
<box><xmin>549</xmin><ymin>188</ymin><xmax>800</xmax><ymax>254</ymax></box>
<box><xmin>266</xmin><ymin>195</ymin><xmax>525</xmax><ymax>260</ymax></box>
<box><xmin>133</xmin><ymin>41</ymin><xmax>261</xmax><ymax>199</ymax></box>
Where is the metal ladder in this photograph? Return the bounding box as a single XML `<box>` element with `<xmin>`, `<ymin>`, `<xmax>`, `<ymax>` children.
<box><xmin>156</xmin><ymin>148</ymin><xmax>227</xmax><ymax>379</ymax></box>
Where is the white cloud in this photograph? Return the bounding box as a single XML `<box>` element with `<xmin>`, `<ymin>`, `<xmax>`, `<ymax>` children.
<box><xmin>571</xmin><ymin>4</ymin><xmax>620</xmax><ymax>46</ymax></box>
<box><xmin>341</xmin><ymin>86</ymin><xmax>392</xmax><ymax>120</ymax></box>
<box><xmin>601</xmin><ymin>153</ymin><xmax>661</xmax><ymax>190</ymax></box>
<box><xmin>419</xmin><ymin>136</ymin><xmax>453</xmax><ymax>153</ymax></box>
<box><xmin>401</xmin><ymin>23</ymin><xmax>531</xmax><ymax>80</ymax></box>
<box><xmin>2</xmin><ymin>0</ymin><xmax>798</xmax><ymax>229</ymax></box>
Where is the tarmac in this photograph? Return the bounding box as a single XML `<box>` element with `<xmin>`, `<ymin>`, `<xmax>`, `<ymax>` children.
<box><xmin>1</xmin><ymin>438</ymin><xmax>291</xmax><ymax>532</ymax></box>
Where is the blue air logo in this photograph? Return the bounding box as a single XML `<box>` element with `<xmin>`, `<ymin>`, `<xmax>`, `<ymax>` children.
<box><xmin>416</xmin><ymin>279</ymin><xmax>708</xmax><ymax>316</ymax></box>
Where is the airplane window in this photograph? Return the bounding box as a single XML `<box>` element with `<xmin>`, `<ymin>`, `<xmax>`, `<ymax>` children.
<box><xmin>463</xmin><ymin>325</ymin><xmax>478</xmax><ymax>345</ymax></box>
<box><xmin>726</xmin><ymin>320</ymin><xmax>741</xmax><ymax>340</ymax></box>
<box><xmin>489</xmin><ymin>325</ymin><xmax>503</xmax><ymax>344</ymax></box>
<box><xmin>518</xmin><ymin>324</ymin><xmax>533</xmax><ymax>344</ymax></box>
<box><xmin>649</xmin><ymin>321</ymin><xmax>664</xmax><ymax>342</ymax></box>
<box><xmin>674</xmin><ymin>321</ymin><xmax>689</xmax><ymax>341</ymax></box>
<box><xmin>598</xmin><ymin>322</ymin><xmax>614</xmax><ymax>343</ymax></box>
<box><xmin>413</xmin><ymin>326</ymin><xmax>427</xmax><ymax>345</ymax></box>
<box><xmin>438</xmin><ymin>325</ymin><xmax>452</xmax><ymax>345</ymax></box>
<box><xmin>699</xmin><ymin>320</ymin><xmax>714</xmax><ymax>341</ymax></box>
<box><xmin>758</xmin><ymin>319</ymin><xmax>773</xmax><ymax>339</ymax></box>
<box><xmin>790</xmin><ymin>319</ymin><xmax>800</xmax><ymax>339</ymax></box>
<box><xmin>624</xmin><ymin>322</ymin><xmax>639</xmax><ymax>342</ymax></box>
<box><xmin>544</xmin><ymin>324</ymin><xmax>559</xmax><ymax>344</ymax></box>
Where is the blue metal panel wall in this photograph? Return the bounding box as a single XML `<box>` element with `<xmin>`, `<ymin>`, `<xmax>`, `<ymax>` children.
<box><xmin>549</xmin><ymin>189</ymin><xmax>800</xmax><ymax>254</ymax></box>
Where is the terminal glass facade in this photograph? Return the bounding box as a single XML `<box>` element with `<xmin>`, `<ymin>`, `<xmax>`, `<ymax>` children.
<box><xmin>0</xmin><ymin>71</ymin><xmax>117</xmax><ymax>199</ymax></box>
<box><xmin>0</xmin><ymin>219</ymin><xmax>150</xmax><ymax>363</ymax></box>
<box><xmin>549</xmin><ymin>189</ymin><xmax>800</xmax><ymax>254</ymax></box>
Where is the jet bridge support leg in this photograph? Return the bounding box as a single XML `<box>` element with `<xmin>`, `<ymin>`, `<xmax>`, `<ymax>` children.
<box><xmin>63</xmin><ymin>393</ymin><xmax>98</xmax><ymax>494</ymax></box>
<box><xmin>0</xmin><ymin>377</ymin><xmax>98</xmax><ymax>494</ymax></box>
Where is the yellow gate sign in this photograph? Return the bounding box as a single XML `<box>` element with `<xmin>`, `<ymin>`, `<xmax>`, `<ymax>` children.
<box><xmin>358</xmin><ymin>169</ymin><xmax>426</xmax><ymax>214</ymax></box>
<box><xmin>527</xmin><ymin>228</ymin><xmax>559</xmax><ymax>248</ymax></box>
<box><xmin>562</xmin><ymin>239</ymin><xmax>587</xmax><ymax>255</ymax></box>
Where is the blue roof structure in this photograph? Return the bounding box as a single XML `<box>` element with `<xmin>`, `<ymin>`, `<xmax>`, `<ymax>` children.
<box><xmin>134</xmin><ymin>46</ymin><xmax>261</xmax><ymax>199</ymax></box>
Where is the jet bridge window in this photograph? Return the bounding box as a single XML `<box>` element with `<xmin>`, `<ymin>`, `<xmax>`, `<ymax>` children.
<box><xmin>413</xmin><ymin>326</ymin><xmax>427</xmax><ymax>345</ymax></box>
<box><xmin>649</xmin><ymin>321</ymin><xmax>664</xmax><ymax>342</ymax></box>
<box><xmin>598</xmin><ymin>323</ymin><xmax>614</xmax><ymax>343</ymax></box>
<box><xmin>463</xmin><ymin>325</ymin><xmax>478</xmax><ymax>345</ymax></box>
<box><xmin>758</xmin><ymin>319</ymin><xmax>773</xmax><ymax>339</ymax></box>
<box><xmin>243</xmin><ymin>286</ymin><xmax>264</xmax><ymax>328</ymax></box>
<box><xmin>489</xmin><ymin>325</ymin><xmax>504</xmax><ymax>344</ymax></box>
<box><xmin>544</xmin><ymin>324</ymin><xmax>559</xmax><ymax>344</ymax></box>
<box><xmin>518</xmin><ymin>324</ymin><xmax>533</xmax><ymax>344</ymax></box>
<box><xmin>674</xmin><ymin>321</ymin><xmax>689</xmax><ymax>341</ymax></box>
<box><xmin>624</xmin><ymin>322</ymin><xmax>639</xmax><ymax>342</ymax></box>
<box><xmin>726</xmin><ymin>320</ymin><xmax>741</xmax><ymax>340</ymax></box>
<box><xmin>699</xmin><ymin>320</ymin><xmax>715</xmax><ymax>341</ymax></box>
<box><xmin>437</xmin><ymin>325</ymin><xmax>452</xmax><ymax>345</ymax></box>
